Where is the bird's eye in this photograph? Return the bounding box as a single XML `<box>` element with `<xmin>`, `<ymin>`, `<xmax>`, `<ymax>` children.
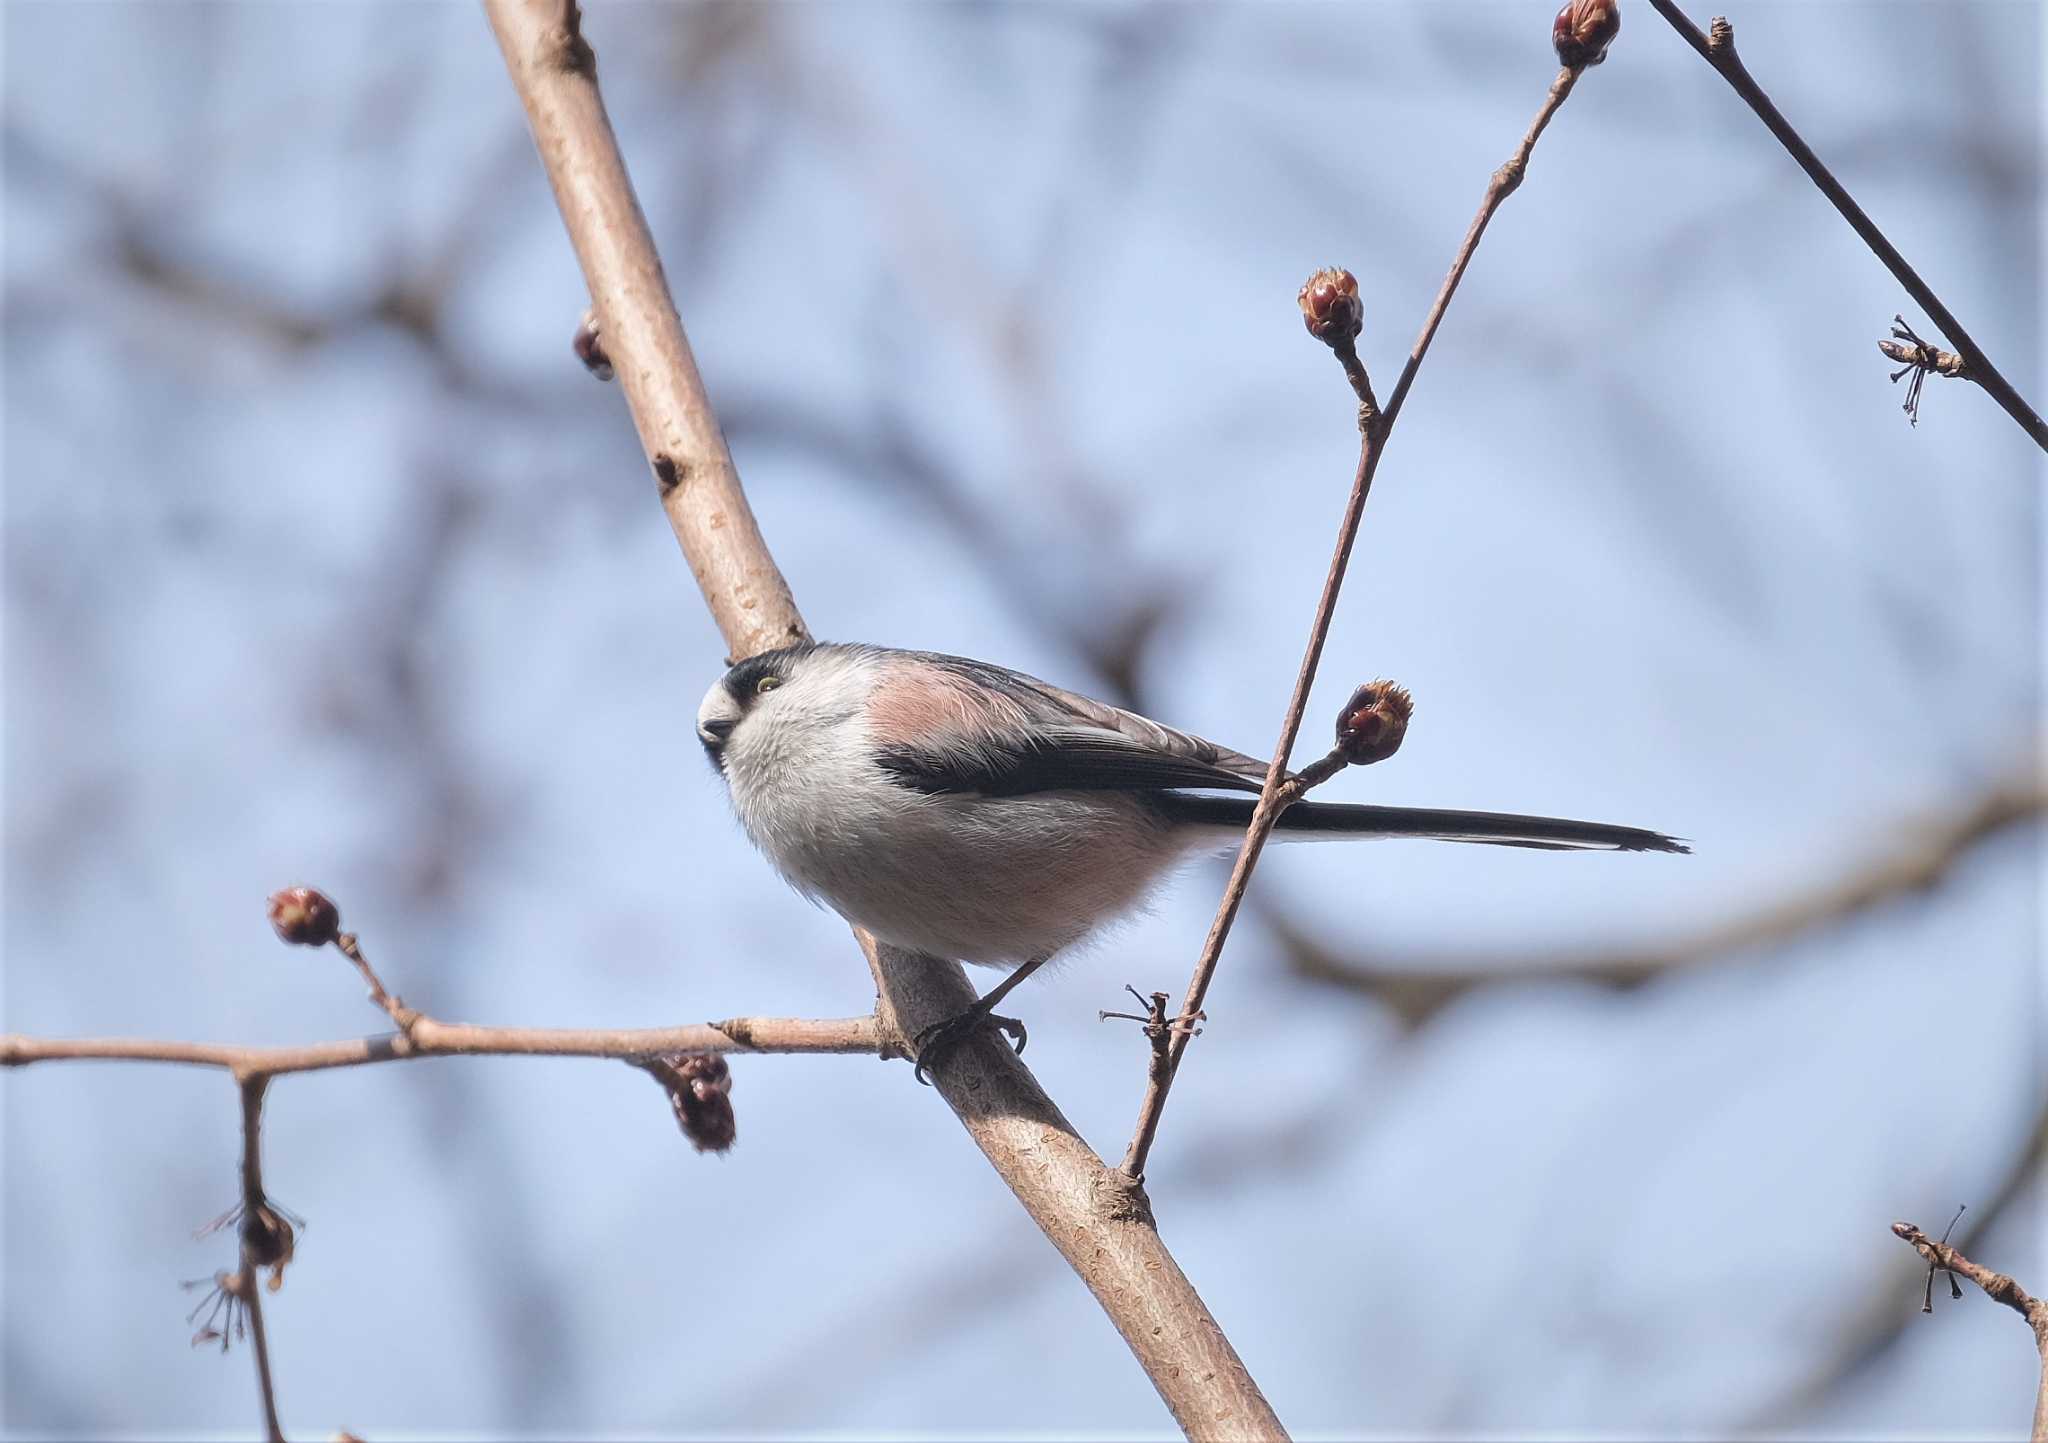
<box><xmin>755</xmin><ymin>676</ymin><xmax>780</xmax><ymax>695</ymax></box>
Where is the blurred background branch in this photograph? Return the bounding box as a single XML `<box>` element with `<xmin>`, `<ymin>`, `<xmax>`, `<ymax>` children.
<box><xmin>4</xmin><ymin>1</ymin><xmax>2038</xmax><ymax>1435</ymax></box>
<box><xmin>1269</xmin><ymin>766</ymin><xmax>2045</xmax><ymax>1026</ymax></box>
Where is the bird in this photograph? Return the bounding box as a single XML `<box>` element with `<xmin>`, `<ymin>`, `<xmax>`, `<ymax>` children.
<box><xmin>695</xmin><ymin>642</ymin><xmax>1685</xmax><ymax>1075</ymax></box>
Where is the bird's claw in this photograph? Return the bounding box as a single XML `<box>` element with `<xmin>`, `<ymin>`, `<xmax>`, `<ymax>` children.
<box><xmin>911</xmin><ymin>1003</ymin><xmax>1028</xmax><ymax>1085</ymax></box>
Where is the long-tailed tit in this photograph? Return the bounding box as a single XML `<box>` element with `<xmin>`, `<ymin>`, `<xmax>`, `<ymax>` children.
<box><xmin>697</xmin><ymin>643</ymin><xmax>1684</xmax><ymax>1070</ymax></box>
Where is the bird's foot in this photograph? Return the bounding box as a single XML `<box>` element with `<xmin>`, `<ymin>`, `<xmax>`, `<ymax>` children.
<box><xmin>911</xmin><ymin>1000</ymin><xmax>1028</xmax><ymax>1085</ymax></box>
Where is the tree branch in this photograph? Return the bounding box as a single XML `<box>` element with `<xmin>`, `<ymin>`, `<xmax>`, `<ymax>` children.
<box><xmin>1645</xmin><ymin>1</ymin><xmax>2047</xmax><ymax>451</ymax></box>
<box><xmin>234</xmin><ymin>1077</ymin><xmax>287</xmax><ymax>1442</ymax></box>
<box><xmin>481</xmin><ymin>1</ymin><xmax>1284</xmax><ymax>1434</ymax></box>
<box><xmin>2</xmin><ymin>1014</ymin><xmax>884</xmax><ymax>1077</ymax></box>
<box><xmin>1120</xmin><ymin>63</ymin><xmax>1587</xmax><ymax>1184</ymax></box>
<box><xmin>1891</xmin><ymin>1218</ymin><xmax>2048</xmax><ymax>1441</ymax></box>
<box><xmin>480</xmin><ymin>1</ymin><xmax>803</xmax><ymax>659</ymax></box>
<box><xmin>1748</xmin><ymin>1105</ymin><xmax>2048</xmax><ymax>1433</ymax></box>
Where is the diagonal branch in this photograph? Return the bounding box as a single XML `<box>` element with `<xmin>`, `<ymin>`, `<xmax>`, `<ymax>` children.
<box><xmin>480</xmin><ymin>2</ymin><xmax>1284</xmax><ymax>1435</ymax></box>
<box><xmin>1120</xmin><ymin>63</ymin><xmax>1588</xmax><ymax>1184</ymax></box>
<box><xmin>1645</xmin><ymin>1</ymin><xmax>2047</xmax><ymax>451</ymax></box>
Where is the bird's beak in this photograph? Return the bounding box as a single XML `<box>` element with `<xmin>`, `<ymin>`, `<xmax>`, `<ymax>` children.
<box><xmin>696</xmin><ymin>690</ymin><xmax>742</xmax><ymax>766</ymax></box>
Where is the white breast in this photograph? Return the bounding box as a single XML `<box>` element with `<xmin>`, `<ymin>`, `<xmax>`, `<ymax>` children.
<box><xmin>718</xmin><ymin>665</ymin><xmax>1186</xmax><ymax>966</ymax></box>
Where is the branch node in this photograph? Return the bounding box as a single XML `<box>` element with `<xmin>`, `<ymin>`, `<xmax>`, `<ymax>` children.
<box><xmin>1880</xmin><ymin>315</ymin><xmax>1967</xmax><ymax>427</ymax></box>
<box><xmin>1099</xmin><ymin>1165</ymin><xmax>1157</xmax><ymax>1227</ymax></box>
<box><xmin>540</xmin><ymin>0</ymin><xmax>594</xmax><ymax>76</ymax></box>
<box><xmin>332</xmin><ymin>929</ymin><xmax>418</xmax><ymax>1037</ymax></box>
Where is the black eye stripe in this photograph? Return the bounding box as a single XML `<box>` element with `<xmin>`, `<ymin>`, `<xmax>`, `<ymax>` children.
<box><xmin>722</xmin><ymin>651</ymin><xmax>797</xmax><ymax>703</ymax></box>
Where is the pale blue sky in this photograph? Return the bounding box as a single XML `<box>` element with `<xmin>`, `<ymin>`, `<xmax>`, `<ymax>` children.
<box><xmin>4</xmin><ymin>2</ymin><xmax>2042</xmax><ymax>1436</ymax></box>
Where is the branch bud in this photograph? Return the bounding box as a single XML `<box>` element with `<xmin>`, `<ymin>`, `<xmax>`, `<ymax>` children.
<box><xmin>638</xmin><ymin>1053</ymin><xmax>737</xmax><ymax>1154</ymax></box>
<box><xmin>1552</xmin><ymin>0</ymin><xmax>1620</xmax><ymax>68</ymax></box>
<box><xmin>1335</xmin><ymin>680</ymin><xmax>1413</xmax><ymax>766</ymax></box>
<box><xmin>240</xmin><ymin>1201</ymin><xmax>298</xmax><ymax>1290</ymax></box>
<box><xmin>572</xmin><ymin>307</ymin><xmax>613</xmax><ymax>382</ymax></box>
<box><xmin>1298</xmin><ymin>267</ymin><xmax>1363</xmax><ymax>348</ymax></box>
<box><xmin>267</xmin><ymin>887</ymin><xmax>341</xmax><ymax>948</ymax></box>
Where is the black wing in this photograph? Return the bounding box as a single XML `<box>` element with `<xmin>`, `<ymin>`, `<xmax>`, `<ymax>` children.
<box><xmin>877</xmin><ymin>651</ymin><xmax>1269</xmax><ymax>797</ymax></box>
<box><xmin>878</xmin><ymin>727</ymin><xmax>1269</xmax><ymax>797</ymax></box>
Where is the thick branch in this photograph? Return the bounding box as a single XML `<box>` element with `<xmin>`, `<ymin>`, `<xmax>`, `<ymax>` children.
<box><xmin>1891</xmin><ymin>1220</ymin><xmax>2048</xmax><ymax>1441</ymax></box>
<box><xmin>483</xmin><ymin>0</ymin><xmax>803</xmax><ymax>656</ymax></box>
<box><xmin>1120</xmin><ymin>66</ymin><xmax>1584</xmax><ymax>1184</ymax></box>
<box><xmin>481</xmin><ymin>2</ymin><xmax>1283</xmax><ymax>1434</ymax></box>
<box><xmin>1646</xmin><ymin>1</ymin><xmax>2047</xmax><ymax>451</ymax></box>
<box><xmin>859</xmin><ymin>934</ymin><xmax>1282</xmax><ymax>1439</ymax></box>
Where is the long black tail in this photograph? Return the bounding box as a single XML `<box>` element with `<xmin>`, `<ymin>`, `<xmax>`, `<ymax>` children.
<box><xmin>1161</xmin><ymin>795</ymin><xmax>1689</xmax><ymax>853</ymax></box>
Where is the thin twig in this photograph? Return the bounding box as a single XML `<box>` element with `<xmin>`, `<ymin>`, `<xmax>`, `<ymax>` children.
<box><xmin>2</xmin><ymin>1015</ymin><xmax>885</xmax><ymax>1077</ymax></box>
<box><xmin>1744</xmin><ymin>1105</ymin><xmax>2048</xmax><ymax>1432</ymax></box>
<box><xmin>1891</xmin><ymin>1218</ymin><xmax>2048</xmax><ymax>1441</ymax></box>
<box><xmin>236</xmin><ymin>1077</ymin><xmax>286</xmax><ymax>1443</ymax></box>
<box><xmin>1119</xmin><ymin>66</ymin><xmax>1585</xmax><ymax>1185</ymax></box>
<box><xmin>1645</xmin><ymin>1</ymin><xmax>2047</xmax><ymax>451</ymax></box>
<box><xmin>481</xmin><ymin>3</ymin><xmax>1285</xmax><ymax>1435</ymax></box>
<box><xmin>334</xmin><ymin>930</ymin><xmax>418</xmax><ymax>1033</ymax></box>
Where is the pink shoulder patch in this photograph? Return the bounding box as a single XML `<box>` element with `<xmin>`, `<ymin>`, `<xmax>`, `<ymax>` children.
<box><xmin>865</xmin><ymin>659</ymin><xmax>1030</xmax><ymax>746</ymax></box>
<box><xmin>865</xmin><ymin>665</ymin><xmax>971</xmax><ymax>746</ymax></box>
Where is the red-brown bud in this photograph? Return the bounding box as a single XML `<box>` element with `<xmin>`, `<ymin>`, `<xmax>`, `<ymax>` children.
<box><xmin>1553</xmin><ymin>0</ymin><xmax>1620</xmax><ymax>68</ymax></box>
<box><xmin>242</xmin><ymin>1201</ymin><xmax>299</xmax><ymax>1292</ymax></box>
<box><xmin>1298</xmin><ymin>267</ymin><xmax>1363</xmax><ymax>348</ymax></box>
<box><xmin>572</xmin><ymin>307</ymin><xmax>613</xmax><ymax>382</ymax></box>
<box><xmin>1335</xmin><ymin>680</ymin><xmax>1413</xmax><ymax>766</ymax></box>
<box><xmin>199</xmin><ymin>1195</ymin><xmax>304</xmax><ymax>1291</ymax></box>
<box><xmin>239</xmin><ymin>1202</ymin><xmax>295</xmax><ymax>1272</ymax></box>
<box><xmin>267</xmin><ymin>887</ymin><xmax>340</xmax><ymax>947</ymax></box>
<box><xmin>640</xmin><ymin>1053</ymin><xmax>736</xmax><ymax>1154</ymax></box>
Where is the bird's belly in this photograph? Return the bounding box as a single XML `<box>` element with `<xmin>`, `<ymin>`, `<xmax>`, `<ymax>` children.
<box><xmin>768</xmin><ymin>791</ymin><xmax>1179</xmax><ymax>967</ymax></box>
